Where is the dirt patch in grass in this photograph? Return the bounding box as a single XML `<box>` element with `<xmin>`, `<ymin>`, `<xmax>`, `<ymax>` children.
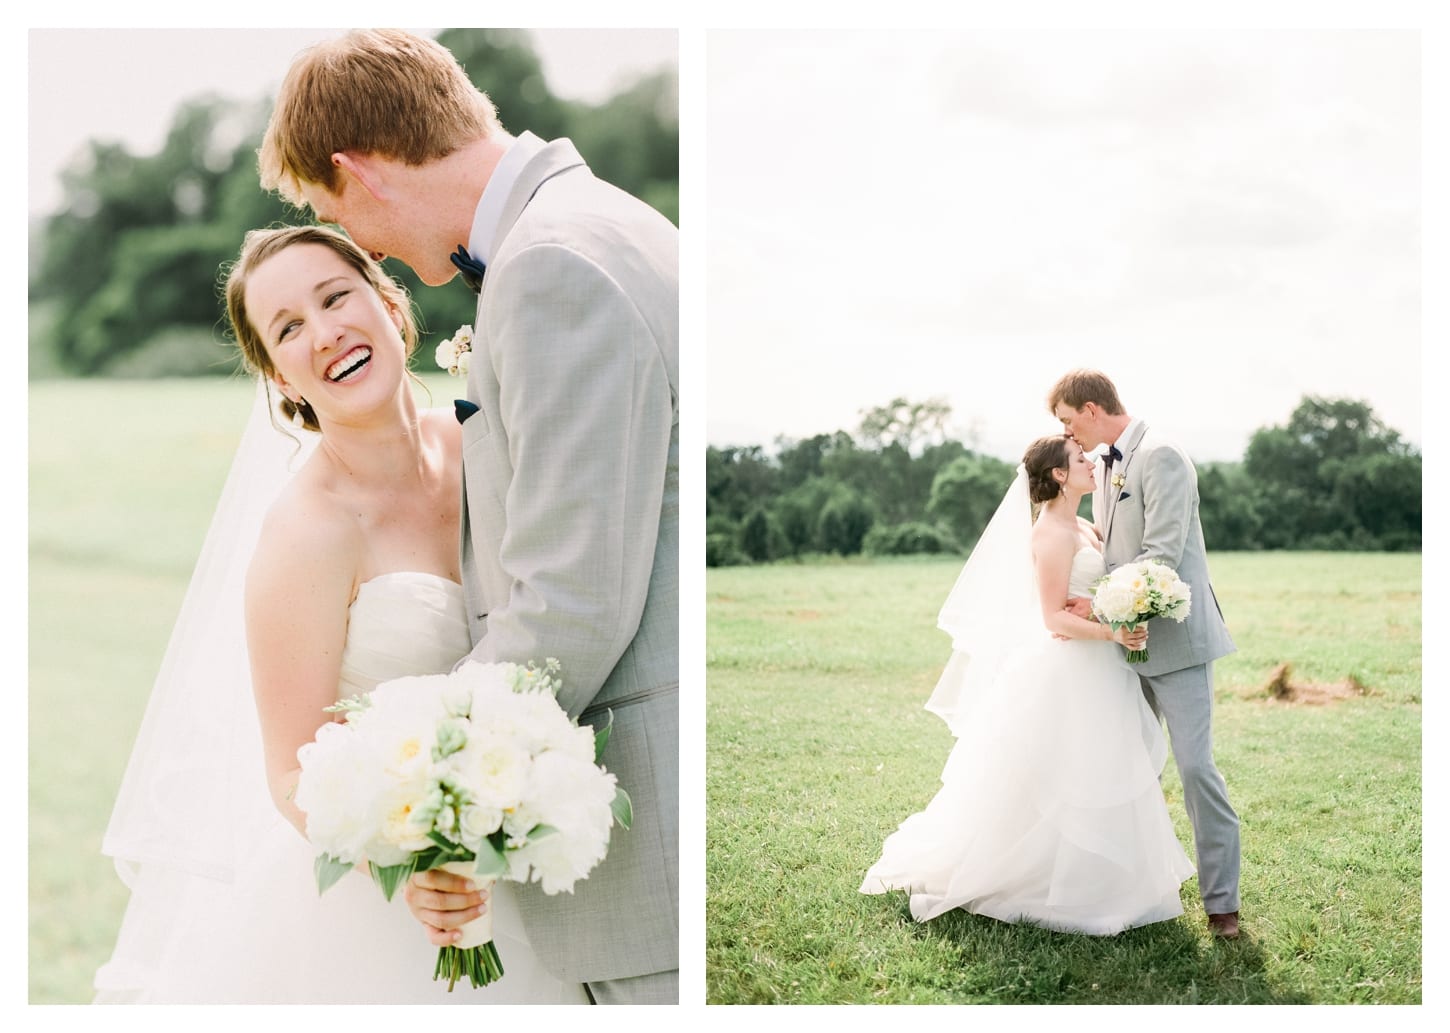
<box><xmin>1253</xmin><ymin>662</ymin><xmax>1375</xmax><ymax>705</ymax></box>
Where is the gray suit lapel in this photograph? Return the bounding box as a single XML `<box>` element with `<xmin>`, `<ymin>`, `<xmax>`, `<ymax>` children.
<box><xmin>1103</xmin><ymin>422</ymin><xmax>1149</xmax><ymax>542</ymax></box>
<box><xmin>491</xmin><ymin>136</ymin><xmax>589</xmax><ymax>255</ymax></box>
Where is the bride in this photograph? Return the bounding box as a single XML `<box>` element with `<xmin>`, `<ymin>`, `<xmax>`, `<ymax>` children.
<box><xmin>94</xmin><ymin>226</ymin><xmax>587</xmax><ymax>1004</ymax></box>
<box><xmin>860</xmin><ymin>434</ymin><xmax>1195</xmax><ymax>935</ymax></box>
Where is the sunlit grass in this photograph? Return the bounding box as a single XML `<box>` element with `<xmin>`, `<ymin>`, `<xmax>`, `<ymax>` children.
<box><xmin>706</xmin><ymin>554</ymin><xmax>1421</xmax><ymax>1004</ymax></box>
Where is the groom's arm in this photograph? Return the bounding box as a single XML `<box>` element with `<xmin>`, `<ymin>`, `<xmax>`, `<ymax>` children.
<box><xmin>1135</xmin><ymin>445</ymin><xmax>1195</xmax><ymax>569</ymax></box>
<box><xmin>468</xmin><ymin>241</ymin><xmax>674</xmax><ymax>719</ymax></box>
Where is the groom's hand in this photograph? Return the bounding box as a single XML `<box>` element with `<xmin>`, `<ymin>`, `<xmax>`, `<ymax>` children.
<box><xmin>404</xmin><ymin>869</ymin><xmax>490</xmax><ymax>946</ymax></box>
<box><xmin>1053</xmin><ymin>596</ymin><xmax>1095</xmax><ymax>640</ymax></box>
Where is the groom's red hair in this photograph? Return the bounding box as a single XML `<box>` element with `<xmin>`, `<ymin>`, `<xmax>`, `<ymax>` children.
<box><xmin>1047</xmin><ymin>369</ymin><xmax>1125</xmax><ymax>416</ymax></box>
<box><xmin>260</xmin><ymin>29</ymin><xmax>501</xmax><ymax>205</ymax></box>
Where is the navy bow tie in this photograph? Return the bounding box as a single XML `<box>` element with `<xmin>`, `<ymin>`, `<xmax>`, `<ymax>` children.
<box><xmin>1103</xmin><ymin>445</ymin><xmax>1123</xmax><ymax>468</ymax></box>
<box><xmin>451</xmin><ymin>246</ymin><xmax>486</xmax><ymax>294</ymax></box>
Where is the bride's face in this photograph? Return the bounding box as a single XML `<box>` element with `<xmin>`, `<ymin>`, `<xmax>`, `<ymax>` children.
<box><xmin>1063</xmin><ymin>443</ymin><xmax>1096</xmax><ymax>493</ymax></box>
<box><xmin>245</xmin><ymin>243</ymin><xmax>408</xmax><ymax>424</ymax></box>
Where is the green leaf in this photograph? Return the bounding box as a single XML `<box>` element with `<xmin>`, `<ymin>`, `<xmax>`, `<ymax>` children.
<box><xmin>526</xmin><ymin>823</ymin><xmax>560</xmax><ymax>841</ymax></box>
<box><xmin>611</xmin><ymin>787</ymin><xmax>633</xmax><ymax>830</ymax></box>
<box><xmin>473</xmin><ymin>837</ymin><xmax>509</xmax><ymax>879</ymax></box>
<box><xmin>314</xmin><ymin>853</ymin><xmax>354</xmax><ymax>895</ymax></box>
<box><xmin>592</xmin><ymin>708</ymin><xmax>615</xmax><ymax>762</ymax></box>
<box><xmin>369</xmin><ymin>859</ymin><xmax>415</xmax><ymax>901</ymax></box>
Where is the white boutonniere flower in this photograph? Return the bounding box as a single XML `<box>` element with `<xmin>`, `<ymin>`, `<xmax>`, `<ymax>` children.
<box><xmin>1111</xmin><ymin>473</ymin><xmax>1126</xmax><ymax>489</ymax></box>
<box><xmin>434</xmin><ymin>324</ymin><xmax>473</xmax><ymax>377</ymax></box>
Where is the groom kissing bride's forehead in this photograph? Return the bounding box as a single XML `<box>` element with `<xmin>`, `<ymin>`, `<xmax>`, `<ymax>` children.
<box><xmin>261</xmin><ymin>30</ymin><xmax>680</xmax><ymax>1003</ymax></box>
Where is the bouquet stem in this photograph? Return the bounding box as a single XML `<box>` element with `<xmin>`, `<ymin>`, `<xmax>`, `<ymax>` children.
<box><xmin>1125</xmin><ymin>647</ymin><xmax>1149</xmax><ymax>664</ymax></box>
<box><xmin>435</xmin><ymin>941</ymin><xmax>505</xmax><ymax>990</ymax></box>
<box><xmin>432</xmin><ymin>862</ymin><xmax>503</xmax><ymax>991</ymax></box>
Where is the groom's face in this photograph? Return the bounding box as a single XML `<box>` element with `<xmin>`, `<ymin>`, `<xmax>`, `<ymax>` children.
<box><xmin>1054</xmin><ymin>402</ymin><xmax>1102</xmax><ymax>450</ymax></box>
<box><xmin>298</xmin><ymin>173</ymin><xmax>453</xmax><ymax>287</ymax></box>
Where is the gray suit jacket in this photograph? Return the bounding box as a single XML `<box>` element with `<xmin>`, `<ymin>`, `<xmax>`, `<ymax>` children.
<box><xmin>458</xmin><ymin>138</ymin><xmax>678</xmax><ymax>983</ymax></box>
<box><xmin>1095</xmin><ymin>422</ymin><xmax>1235</xmax><ymax>677</ymax></box>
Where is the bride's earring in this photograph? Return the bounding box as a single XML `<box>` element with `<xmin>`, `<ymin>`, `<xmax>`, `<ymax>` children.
<box><xmin>291</xmin><ymin>398</ymin><xmax>307</xmax><ymax>428</ymax></box>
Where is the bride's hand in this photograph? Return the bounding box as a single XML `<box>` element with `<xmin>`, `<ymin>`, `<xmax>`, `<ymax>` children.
<box><xmin>403</xmin><ymin>869</ymin><xmax>491</xmax><ymax>946</ymax></box>
<box><xmin>1112</xmin><ymin>624</ymin><xmax>1148</xmax><ymax>649</ymax></box>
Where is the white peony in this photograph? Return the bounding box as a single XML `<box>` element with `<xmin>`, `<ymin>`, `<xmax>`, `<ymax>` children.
<box><xmin>295</xmin><ymin>721</ymin><xmax>390</xmax><ymax>864</ymax></box>
<box><xmin>506</xmin><ymin>751</ymin><xmax>619</xmax><ymax>894</ymax></box>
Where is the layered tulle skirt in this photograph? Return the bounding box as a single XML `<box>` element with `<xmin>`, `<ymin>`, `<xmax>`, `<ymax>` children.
<box><xmin>861</xmin><ymin>637</ymin><xmax>1195</xmax><ymax>935</ymax></box>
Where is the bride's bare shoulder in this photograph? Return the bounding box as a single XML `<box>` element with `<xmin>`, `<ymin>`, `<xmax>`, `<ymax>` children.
<box><xmin>247</xmin><ymin>460</ymin><xmax>361</xmax><ymax>603</ymax></box>
<box><xmin>1030</xmin><ymin>514</ymin><xmax>1077</xmax><ymax>556</ymax></box>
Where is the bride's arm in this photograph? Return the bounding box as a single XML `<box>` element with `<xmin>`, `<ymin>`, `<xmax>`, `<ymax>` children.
<box><xmin>1033</xmin><ymin>525</ymin><xmax>1143</xmax><ymax>646</ymax></box>
<box><xmin>244</xmin><ymin>491</ymin><xmax>359</xmax><ymax>838</ymax></box>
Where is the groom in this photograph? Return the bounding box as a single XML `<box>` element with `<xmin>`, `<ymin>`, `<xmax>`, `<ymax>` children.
<box><xmin>260</xmin><ymin>30</ymin><xmax>679</xmax><ymax>1002</ymax></box>
<box><xmin>1049</xmin><ymin>369</ymin><xmax>1242</xmax><ymax>939</ymax></box>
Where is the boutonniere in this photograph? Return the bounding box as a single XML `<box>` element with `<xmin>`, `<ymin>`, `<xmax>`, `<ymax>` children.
<box><xmin>1111</xmin><ymin>473</ymin><xmax>1126</xmax><ymax>489</ymax></box>
<box><xmin>434</xmin><ymin>324</ymin><xmax>473</xmax><ymax>377</ymax></box>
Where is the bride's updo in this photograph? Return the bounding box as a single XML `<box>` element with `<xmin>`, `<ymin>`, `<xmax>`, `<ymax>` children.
<box><xmin>1023</xmin><ymin>434</ymin><xmax>1072</xmax><ymax>505</ymax></box>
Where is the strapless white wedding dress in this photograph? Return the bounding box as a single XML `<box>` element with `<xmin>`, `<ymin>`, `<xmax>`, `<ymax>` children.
<box><xmin>95</xmin><ymin>572</ymin><xmax>588</xmax><ymax>1004</ymax></box>
<box><xmin>861</xmin><ymin>547</ymin><xmax>1195</xmax><ymax>935</ymax></box>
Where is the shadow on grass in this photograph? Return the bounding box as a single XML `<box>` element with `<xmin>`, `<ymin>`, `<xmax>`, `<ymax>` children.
<box><xmin>902</xmin><ymin>900</ymin><xmax>1306</xmax><ymax>1005</ymax></box>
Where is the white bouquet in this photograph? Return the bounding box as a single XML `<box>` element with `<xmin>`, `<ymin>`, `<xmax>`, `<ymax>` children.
<box><xmin>295</xmin><ymin>659</ymin><xmax>631</xmax><ymax>990</ymax></box>
<box><xmin>1090</xmin><ymin>561</ymin><xmax>1192</xmax><ymax>663</ymax></box>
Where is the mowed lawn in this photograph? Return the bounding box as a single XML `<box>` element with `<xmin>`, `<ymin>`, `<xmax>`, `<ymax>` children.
<box><xmin>706</xmin><ymin>553</ymin><xmax>1421</xmax><ymax>1004</ymax></box>
<box><xmin>28</xmin><ymin>375</ymin><xmax>460</xmax><ymax>1004</ymax></box>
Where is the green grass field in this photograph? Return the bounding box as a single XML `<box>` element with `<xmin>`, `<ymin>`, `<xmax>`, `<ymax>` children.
<box><xmin>28</xmin><ymin>375</ymin><xmax>462</xmax><ymax>1004</ymax></box>
<box><xmin>706</xmin><ymin>553</ymin><xmax>1421</xmax><ymax>1004</ymax></box>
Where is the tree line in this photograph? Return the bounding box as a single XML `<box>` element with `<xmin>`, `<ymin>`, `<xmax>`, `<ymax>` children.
<box><xmin>29</xmin><ymin>29</ymin><xmax>678</xmax><ymax>380</ymax></box>
<box><xmin>706</xmin><ymin>395</ymin><xmax>1421</xmax><ymax>565</ymax></box>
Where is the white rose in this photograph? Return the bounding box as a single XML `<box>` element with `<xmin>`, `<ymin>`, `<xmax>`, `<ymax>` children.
<box><xmin>458</xmin><ymin>802</ymin><xmax>504</xmax><ymax>850</ymax></box>
<box><xmin>455</xmin><ymin>350</ymin><xmax>471</xmax><ymax>378</ymax></box>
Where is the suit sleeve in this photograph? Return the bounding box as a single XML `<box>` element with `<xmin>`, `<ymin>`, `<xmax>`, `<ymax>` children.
<box><xmin>1136</xmin><ymin>445</ymin><xmax>1194</xmax><ymax>570</ymax></box>
<box><xmin>468</xmin><ymin>242</ymin><xmax>674</xmax><ymax>719</ymax></box>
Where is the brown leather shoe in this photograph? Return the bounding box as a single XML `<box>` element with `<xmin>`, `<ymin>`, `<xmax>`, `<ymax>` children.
<box><xmin>1208</xmin><ymin>911</ymin><xmax>1240</xmax><ymax>939</ymax></box>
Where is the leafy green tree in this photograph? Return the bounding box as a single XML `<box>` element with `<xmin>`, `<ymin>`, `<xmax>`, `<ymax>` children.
<box><xmin>738</xmin><ymin>507</ymin><xmax>789</xmax><ymax>562</ymax></box>
<box><xmin>771</xmin><ymin>476</ymin><xmax>836</xmax><ymax>555</ymax></box>
<box><xmin>816</xmin><ymin>487</ymin><xmax>875</xmax><ymax>556</ymax></box>
<box><xmin>926</xmin><ymin>454</ymin><xmax>1015</xmax><ymax>548</ymax></box>
<box><xmin>1243</xmin><ymin>397</ymin><xmax>1419</xmax><ymax>550</ymax></box>
<box><xmin>1196</xmin><ymin>462</ymin><xmax>1264</xmax><ymax>551</ymax></box>
<box><xmin>863</xmin><ymin>522</ymin><xmax>961</xmax><ymax>556</ymax></box>
<box><xmin>856</xmin><ymin>396</ymin><xmax>951</xmax><ymax>453</ymax></box>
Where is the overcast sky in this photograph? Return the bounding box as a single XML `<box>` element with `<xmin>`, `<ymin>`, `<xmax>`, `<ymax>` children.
<box><xmin>708</xmin><ymin>29</ymin><xmax>1421</xmax><ymax>464</ymax></box>
<box><xmin>28</xmin><ymin>27</ymin><xmax>678</xmax><ymax>218</ymax></box>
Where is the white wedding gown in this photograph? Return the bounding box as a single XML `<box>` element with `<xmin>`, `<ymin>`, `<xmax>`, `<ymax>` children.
<box><xmin>95</xmin><ymin>571</ymin><xmax>588</xmax><ymax>1004</ymax></box>
<box><xmin>860</xmin><ymin>547</ymin><xmax>1195</xmax><ymax>935</ymax></box>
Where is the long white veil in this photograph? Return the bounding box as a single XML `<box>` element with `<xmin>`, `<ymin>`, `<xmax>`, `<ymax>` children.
<box><xmin>925</xmin><ymin>465</ymin><xmax>1042</xmax><ymax>736</ymax></box>
<box><xmin>95</xmin><ymin>382</ymin><xmax>317</xmax><ymax>995</ymax></box>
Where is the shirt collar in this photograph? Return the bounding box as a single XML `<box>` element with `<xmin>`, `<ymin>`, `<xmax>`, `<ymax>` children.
<box><xmin>465</xmin><ymin>131</ymin><xmax>547</xmax><ymax>265</ymax></box>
